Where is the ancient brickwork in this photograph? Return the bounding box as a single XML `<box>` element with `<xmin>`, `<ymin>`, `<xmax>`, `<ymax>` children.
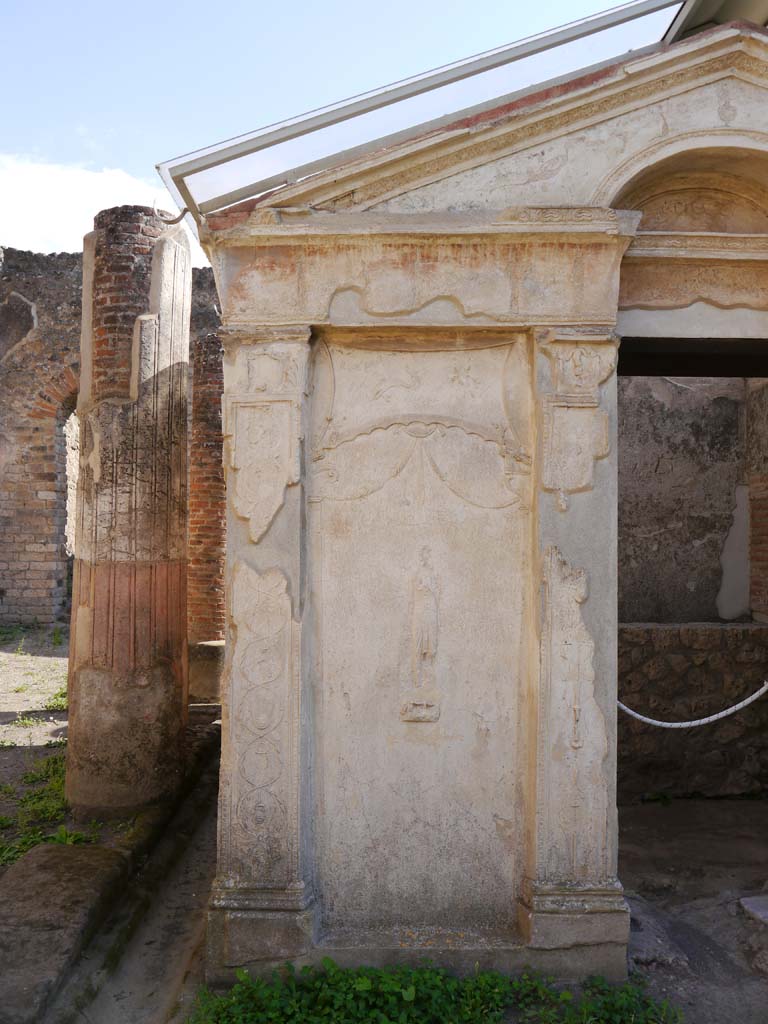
<box><xmin>90</xmin><ymin>208</ymin><xmax>163</xmax><ymax>401</ymax></box>
<box><xmin>0</xmin><ymin>245</ymin><xmax>224</xmax><ymax>635</ymax></box>
<box><xmin>189</xmin><ymin>272</ymin><xmax>224</xmax><ymax>644</ymax></box>
<box><xmin>67</xmin><ymin>206</ymin><xmax>193</xmax><ymax>814</ymax></box>
<box><xmin>618</xmin><ymin>624</ymin><xmax>768</xmax><ymax>802</ymax></box>
<box><xmin>0</xmin><ymin>248</ymin><xmax>82</xmax><ymax>624</ymax></box>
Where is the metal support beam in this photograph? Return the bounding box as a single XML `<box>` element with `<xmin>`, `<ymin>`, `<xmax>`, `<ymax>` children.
<box><xmin>158</xmin><ymin>0</ymin><xmax>682</xmax><ymax>221</ymax></box>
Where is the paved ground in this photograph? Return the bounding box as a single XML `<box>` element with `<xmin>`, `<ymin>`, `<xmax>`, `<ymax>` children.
<box><xmin>3</xmin><ymin>632</ymin><xmax>767</xmax><ymax>1022</ymax></box>
<box><xmin>0</xmin><ymin>626</ymin><xmax>71</xmax><ymax>875</ymax></box>
<box><xmin>52</xmin><ymin>799</ymin><xmax>765</xmax><ymax>1024</ymax></box>
<box><xmin>621</xmin><ymin>799</ymin><xmax>768</xmax><ymax>1023</ymax></box>
<box><xmin>0</xmin><ymin>624</ymin><xmax>69</xmax><ymax>746</ymax></box>
<box><xmin>44</xmin><ymin>755</ymin><xmax>219</xmax><ymax>1024</ymax></box>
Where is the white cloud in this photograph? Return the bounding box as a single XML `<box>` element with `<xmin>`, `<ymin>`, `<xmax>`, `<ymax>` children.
<box><xmin>0</xmin><ymin>154</ymin><xmax>208</xmax><ymax>266</ymax></box>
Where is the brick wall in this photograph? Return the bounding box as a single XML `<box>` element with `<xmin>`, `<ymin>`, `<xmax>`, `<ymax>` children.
<box><xmin>618</xmin><ymin>624</ymin><xmax>768</xmax><ymax>802</ymax></box>
<box><xmin>0</xmin><ymin>248</ymin><xmax>82</xmax><ymax>624</ymax></box>
<box><xmin>0</xmin><ymin>240</ymin><xmax>224</xmax><ymax>634</ymax></box>
<box><xmin>188</xmin><ymin>272</ymin><xmax>224</xmax><ymax>644</ymax></box>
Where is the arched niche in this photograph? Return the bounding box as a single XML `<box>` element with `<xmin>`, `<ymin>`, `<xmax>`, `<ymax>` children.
<box><xmin>612</xmin><ymin>146</ymin><xmax>768</xmax><ymax>340</ymax></box>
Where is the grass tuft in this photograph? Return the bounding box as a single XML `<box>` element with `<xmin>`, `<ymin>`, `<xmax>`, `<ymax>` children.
<box><xmin>43</xmin><ymin>686</ymin><xmax>68</xmax><ymax>712</ymax></box>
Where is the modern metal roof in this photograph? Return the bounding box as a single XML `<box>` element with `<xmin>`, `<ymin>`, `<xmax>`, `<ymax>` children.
<box><xmin>157</xmin><ymin>0</ymin><xmax>768</xmax><ymax>226</ymax></box>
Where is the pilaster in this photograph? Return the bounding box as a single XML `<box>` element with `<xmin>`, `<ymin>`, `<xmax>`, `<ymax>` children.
<box><xmin>208</xmin><ymin>325</ymin><xmax>316</xmax><ymax>981</ymax></box>
<box><xmin>518</xmin><ymin>329</ymin><xmax>628</xmax><ymax>977</ymax></box>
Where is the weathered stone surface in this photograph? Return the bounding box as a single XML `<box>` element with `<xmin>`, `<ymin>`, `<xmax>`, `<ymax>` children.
<box><xmin>618</xmin><ymin>377</ymin><xmax>748</xmax><ymax>623</ymax></box>
<box><xmin>207</xmin><ymin>211</ymin><xmax>633</xmax><ymax>979</ymax></box>
<box><xmin>0</xmin><ymin>844</ymin><xmax>126</xmax><ymax>1024</ymax></box>
<box><xmin>618</xmin><ymin>624</ymin><xmax>768</xmax><ymax>801</ymax></box>
<box><xmin>191</xmin><ymin>20</ymin><xmax>768</xmax><ymax>983</ymax></box>
<box><xmin>189</xmin><ymin>639</ymin><xmax>224</xmax><ymax>702</ymax></box>
<box><xmin>740</xmin><ymin>895</ymin><xmax>768</xmax><ymax>926</ymax></box>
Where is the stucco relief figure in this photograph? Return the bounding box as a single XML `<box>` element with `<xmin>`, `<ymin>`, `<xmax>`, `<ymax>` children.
<box><xmin>412</xmin><ymin>546</ymin><xmax>439</xmax><ymax>689</ymax></box>
<box><xmin>544</xmin><ymin>549</ymin><xmax>609</xmax><ymax>883</ymax></box>
<box><xmin>399</xmin><ymin>546</ymin><xmax>442</xmax><ymax>722</ymax></box>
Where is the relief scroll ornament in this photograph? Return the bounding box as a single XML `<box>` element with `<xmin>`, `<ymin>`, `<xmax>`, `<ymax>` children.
<box><xmin>226</xmin><ymin>562</ymin><xmax>300</xmax><ymax>888</ymax></box>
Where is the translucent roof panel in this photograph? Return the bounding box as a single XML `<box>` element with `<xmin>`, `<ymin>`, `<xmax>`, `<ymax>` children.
<box><xmin>158</xmin><ymin>0</ymin><xmax>685</xmax><ymax>222</ymax></box>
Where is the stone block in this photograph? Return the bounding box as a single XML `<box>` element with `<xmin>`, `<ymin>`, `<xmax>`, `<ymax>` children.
<box><xmin>0</xmin><ymin>844</ymin><xmax>126</xmax><ymax>1024</ymax></box>
<box><xmin>189</xmin><ymin>640</ymin><xmax>224</xmax><ymax>703</ymax></box>
<box><xmin>740</xmin><ymin>895</ymin><xmax>768</xmax><ymax>926</ymax></box>
<box><xmin>207</xmin><ymin>905</ymin><xmax>317</xmax><ymax>983</ymax></box>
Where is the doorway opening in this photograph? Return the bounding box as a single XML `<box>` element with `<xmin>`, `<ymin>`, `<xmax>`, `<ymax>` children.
<box><xmin>55</xmin><ymin>395</ymin><xmax>79</xmax><ymax>622</ymax></box>
<box><xmin>615</xmin><ymin>340</ymin><xmax>768</xmax><ymax>1014</ymax></box>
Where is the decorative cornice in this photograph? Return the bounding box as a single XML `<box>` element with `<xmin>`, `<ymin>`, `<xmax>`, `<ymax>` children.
<box><xmin>203</xmin><ymin>207</ymin><xmax>641</xmax><ymax>246</ymax></box>
<box><xmin>220</xmin><ymin>325</ymin><xmax>312</xmax><ymax>353</ymax></box>
<box><xmin>626</xmin><ymin>230</ymin><xmax>768</xmax><ymax>260</ymax></box>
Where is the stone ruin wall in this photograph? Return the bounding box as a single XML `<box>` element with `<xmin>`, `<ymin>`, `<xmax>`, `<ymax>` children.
<box><xmin>2</xmin><ymin>244</ymin><xmax>768</xmax><ymax>801</ymax></box>
<box><xmin>618</xmin><ymin>375</ymin><xmax>768</xmax><ymax>801</ymax></box>
<box><xmin>0</xmin><ymin>245</ymin><xmax>225</xmax><ymax>645</ymax></box>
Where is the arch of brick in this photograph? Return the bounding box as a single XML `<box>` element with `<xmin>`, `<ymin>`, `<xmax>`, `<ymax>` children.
<box><xmin>0</xmin><ymin>244</ymin><xmax>226</xmax><ymax>645</ymax></box>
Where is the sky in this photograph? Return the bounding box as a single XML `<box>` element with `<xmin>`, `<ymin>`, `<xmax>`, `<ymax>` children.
<box><xmin>0</xmin><ymin>0</ymin><xmax>680</xmax><ymax>262</ymax></box>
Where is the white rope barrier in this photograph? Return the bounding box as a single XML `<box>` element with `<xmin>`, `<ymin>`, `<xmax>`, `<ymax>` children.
<box><xmin>618</xmin><ymin>681</ymin><xmax>768</xmax><ymax>729</ymax></box>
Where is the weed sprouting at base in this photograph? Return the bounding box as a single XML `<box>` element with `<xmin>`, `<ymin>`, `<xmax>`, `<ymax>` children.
<box><xmin>187</xmin><ymin>961</ymin><xmax>684</xmax><ymax>1024</ymax></box>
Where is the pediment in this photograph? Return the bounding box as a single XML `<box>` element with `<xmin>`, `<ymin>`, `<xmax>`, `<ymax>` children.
<box><xmin>207</xmin><ymin>22</ymin><xmax>768</xmax><ymax>227</ymax></box>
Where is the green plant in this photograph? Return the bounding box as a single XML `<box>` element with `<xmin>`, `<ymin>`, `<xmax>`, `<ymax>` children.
<box><xmin>0</xmin><ymin>754</ymin><xmax>78</xmax><ymax>866</ymax></box>
<box><xmin>12</xmin><ymin>684</ymin><xmax>28</xmax><ymax>694</ymax></box>
<box><xmin>17</xmin><ymin>753</ymin><xmax>67</xmax><ymax>828</ymax></box>
<box><xmin>0</xmin><ymin>740</ymin><xmax>15</xmax><ymax>749</ymax></box>
<box><xmin>51</xmin><ymin>626</ymin><xmax>63</xmax><ymax>647</ymax></box>
<box><xmin>47</xmin><ymin>825</ymin><xmax>90</xmax><ymax>846</ymax></box>
<box><xmin>45</xmin><ymin>738</ymin><xmax>68</xmax><ymax>748</ymax></box>
<box><xmin>14</xmin><ymin>635</ymin><xmax>27</xmax><ymax>656</ymax></box>
<box><xmin>0</xmin><ymin>783</ymin><xmax>15</xmax><ymax>798</ymax></box>
<box><xmin>12</xmin><ymin>714</ymin><xmax>37</xmax><ymax>728</ymax></box>
<box><xmin>0</xmin><ymin>828</ymin><xmax>45</xmax><ymax>866</ymax></box>
<box><xmin>43</xmin><ymin>686</ymin><xmax>68</xmax><ymax>712</ymax></box>
<box><xmin>186</xmin><ymin>962</ymin><xmax>683</xmax><ymax>1024</ymax></box>
<box><xmin>0</xmin><ymin>815</ymin><xmax>15</xmax><ymax>829</ymax></box>
<box><xmin>21</xmin><ymin>752</ymin><xmax>65</xmax><ymax>786</ymax></box>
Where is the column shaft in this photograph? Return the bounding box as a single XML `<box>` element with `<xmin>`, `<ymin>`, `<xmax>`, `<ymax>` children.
<box><xmin>66</xmin><ymin>207</ymin><xmax>192</xmax><ymax>816</ymax></box>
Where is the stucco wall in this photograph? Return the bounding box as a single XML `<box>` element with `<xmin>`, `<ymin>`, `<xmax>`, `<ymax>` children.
<box><xmin>618</xmin><ymin>376</ymin><xmax>749</xmax><ymax>623</ymax></box>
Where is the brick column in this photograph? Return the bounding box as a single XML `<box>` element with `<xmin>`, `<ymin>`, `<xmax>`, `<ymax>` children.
<box><xmin>66</xmin><ymin>206</ymin><xmax>192</xmax><ymax>816</ymax></box>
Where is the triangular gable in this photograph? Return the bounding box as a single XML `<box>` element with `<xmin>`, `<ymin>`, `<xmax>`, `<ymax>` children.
<box><xmin>207</xmin><ymin>21</ymin><xmax>768</xmax><ymax>229</ymax></box>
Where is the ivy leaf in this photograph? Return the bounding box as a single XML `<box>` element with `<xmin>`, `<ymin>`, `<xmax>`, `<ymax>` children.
<box><xmin>401</xmin><ymin>986</ymin><xmax>416</xmax><ymax>1002</ymax></box>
